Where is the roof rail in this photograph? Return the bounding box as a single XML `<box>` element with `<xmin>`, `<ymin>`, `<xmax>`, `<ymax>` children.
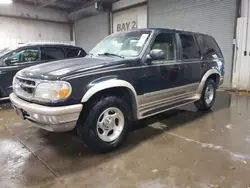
<box><xmin>25</xmin><ymin>41</ymin><xmax>73</xmax><ymax>46</ymax></box>
<box><xmin>175</xmin><ymin>28</ymin><xmax>186</xmax><ymax>31</ymax></box>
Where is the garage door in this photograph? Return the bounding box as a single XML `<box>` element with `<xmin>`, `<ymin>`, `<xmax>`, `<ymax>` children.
<box><xmin>75</xmin><ymin>13</ymin><xmax>109</xmax><ymax>52</ymax></box>
<box><xmin>149</xmin><ymin>0</ymin><xmax>236</xmax><ymax>88</ymax></box>
<box><xmin>113</xmin><ymin>5</ymin><xmax>147</xmax><ymax>33</ymax></box>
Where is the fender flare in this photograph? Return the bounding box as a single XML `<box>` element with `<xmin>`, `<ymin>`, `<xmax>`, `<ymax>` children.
<box><xmin>197</xmin><ymin>68</ymin><xmax>221</xmax><ymax>95</ymax></box>
<box><xmin>81</xmin><ymin>79</ymin><xmax>138</xmax><ymax>108</ymax></box>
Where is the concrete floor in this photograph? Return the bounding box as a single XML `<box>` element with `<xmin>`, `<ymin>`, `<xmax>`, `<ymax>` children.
<box><xmin>0</xmin><ymin>91</ymin><xmax>250</xmax><ymax>188</ymax></box>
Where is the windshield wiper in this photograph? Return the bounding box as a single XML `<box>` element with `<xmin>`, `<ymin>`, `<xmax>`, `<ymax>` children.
<box><xmin>97</xmin><ymin>52</ymin><xmax>124</xmax><ymax>59</ymax></box>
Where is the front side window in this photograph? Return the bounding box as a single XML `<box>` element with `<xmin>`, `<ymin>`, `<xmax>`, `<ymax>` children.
<box><xmin>79</xmin><ymin>49</ymin><xmax>87</xmax><ymax>57</ymax></box>
<box><xmin>90</xmin><ymin>31</ymin><xmax>152</xmax><ymax>57</ymax></box>
<box><xmin>6</xmin><ymin>48</ymin><xmax>39</xmax><ymax>65</ymax></box>
<box><xmin>180</xmin><ymin>34</ymin><xmax>200</xmax><ymax>60</ymax></box>
<box><xmin>41</xmin><ymin>47</ymin><xmax>65</xmax><ymax>61</ymax></box>
<box><xmin>151</xmin><ymin>33</ymin><xmax>176</xmax><ymax>61</ymax></box>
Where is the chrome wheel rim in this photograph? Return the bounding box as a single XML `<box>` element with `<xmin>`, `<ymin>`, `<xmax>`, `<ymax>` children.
<box><xmin>96</xmin><ymin>107</ymin><xmax>125</xmax><ymax>142</ymax></box>
<box><xmin>205</xmin><ymin>84</ymin><xmax>214</xmax><ymax>105</ymax></box>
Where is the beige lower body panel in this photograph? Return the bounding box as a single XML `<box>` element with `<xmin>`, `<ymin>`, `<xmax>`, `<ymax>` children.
<box><xmin>137</xmin><ymin>83</ymin><xmax>200</xmax><ymax>119</ymax></box>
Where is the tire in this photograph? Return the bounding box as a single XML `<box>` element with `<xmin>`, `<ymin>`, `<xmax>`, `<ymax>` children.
<box><xmin>77</xmin><ymin>96</ymin><xmax>131</xmax><ymax>152</ymax></box>
<box><xmin>194</xmin><ymin>79</ymin><xmax>216</xmax><ymax>111</ymax></box>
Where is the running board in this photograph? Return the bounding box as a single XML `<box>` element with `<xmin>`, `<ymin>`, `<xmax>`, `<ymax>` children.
<box><xmin>0</xmin><ymin>97</ymin><xmax>9</xmax><ymax>102</ymax></box>
<box><xmin>141</xmin><ymin>98</ymin><xmax>198</xmax><ymax>118</ymax></box>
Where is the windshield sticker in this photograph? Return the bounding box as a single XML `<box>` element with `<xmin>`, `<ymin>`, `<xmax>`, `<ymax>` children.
<box><xmin>136</xmin><ymin>34</ymin><xmax>149</xmax><ymax>47</ymax></box>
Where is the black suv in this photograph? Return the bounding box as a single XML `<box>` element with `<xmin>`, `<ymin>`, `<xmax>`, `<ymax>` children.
<box><xmin>0</xmin><ymin>43</ymin><xmax>86</xmax><ymax>100</ymax></box>
<box><xmin>10</xmin><ymin>29</ymin><xmax>224</xmax><ymax>152</ymax></box>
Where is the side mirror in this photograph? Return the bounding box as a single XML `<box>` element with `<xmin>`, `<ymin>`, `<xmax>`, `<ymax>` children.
<box><xmin>149</xmin><ymin>49</ymin><xmax>165</xmax><ymax>60</ymax></box>
<box><xmin>4</xmin><ymin>58</ymin><xmax>19</xmax><ymax>65</ymax></box>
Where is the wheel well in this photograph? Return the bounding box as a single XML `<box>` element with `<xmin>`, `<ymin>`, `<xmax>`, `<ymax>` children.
<box><xmin>207</xmin><ymin>73</ymin><xmax>220</xmax><ymax>88</ymax></box>
<box><xmin>83</xmin><ymin>87</ymin><xmax>137</xmax><ymax>119</ymax></box>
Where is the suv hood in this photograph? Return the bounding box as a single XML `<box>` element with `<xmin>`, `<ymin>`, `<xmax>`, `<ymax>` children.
<box><xmin>18</xmin><ymin>56</ymin><xmax>131</xmax><ymax>80</ymax></box>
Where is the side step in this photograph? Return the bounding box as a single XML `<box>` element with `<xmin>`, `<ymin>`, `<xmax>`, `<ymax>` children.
<box><xmin>0</xmin><ymin>97</ymin><xmax>9</xmax><ymax>102</ymax></box>
<box><xmin>141</xmin><ymin>98</ymin><xmax>197</xmax><ymax>118</ymax></box>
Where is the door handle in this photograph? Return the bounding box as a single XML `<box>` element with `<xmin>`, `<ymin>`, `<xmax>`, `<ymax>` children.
<box><xmin>168</xmin><ymin>65</ymin><xmax>181</xmax><ymax>72</ymax></box>
<box><xmin>173</xmin><ymin>65</ymin><xmax>181</xmax><ymax>71</ymax></box>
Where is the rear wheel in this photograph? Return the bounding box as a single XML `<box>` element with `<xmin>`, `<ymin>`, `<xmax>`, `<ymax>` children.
<box><xmin>194</xmin><ymin>79</ymin><xmax>216</xmax><ymax>111</ymax></box>
<box><xmin>77</xmin><ymin>96</ymin><xmax>131</xmax><ymax>152</ymax></box>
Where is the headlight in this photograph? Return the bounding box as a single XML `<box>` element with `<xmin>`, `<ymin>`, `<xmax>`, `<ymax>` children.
<box><xmin>34</xmin><ymin>81</ymin><xmax>72</xmax><ymax>102</ymax></box>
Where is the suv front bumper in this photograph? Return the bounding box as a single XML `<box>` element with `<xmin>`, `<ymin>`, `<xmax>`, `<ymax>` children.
<box><xmin>10</xmin><ymin>93</ymin><xmax>83</xmax><ymax>132</ymax></box>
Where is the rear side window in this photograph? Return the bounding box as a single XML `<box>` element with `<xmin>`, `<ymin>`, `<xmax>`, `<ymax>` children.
<box><xmin>79</xmin><ymin>49</ymin><xmax>87</xmax><ymax>57</ymax></box>
<box><xmin>41</xmin><ymin>47</ymin><xmax>65</xmax><ymax>61</ymax></box>
<box><xmin>65</xmin><ymin>47</ymin><xmax>80</xmax><ymax>58</ymax></box>
<box><xmin>179</xmin><ymin>34</ymin><xmax>200</xmax><ymax>60</ymax></box>
<box><xmin>200</xmin><ymin>35</ymin><xmax>223</xmax><ymax>59</ymax></box>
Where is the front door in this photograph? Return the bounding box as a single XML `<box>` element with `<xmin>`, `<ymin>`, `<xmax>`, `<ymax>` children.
<box><xmin>140</xmin><ymin>32</ymin><xmax>180</xmax><ymax>93</ymax></box>
<box><xmin>138</xmin><ymin>32</ymin><xmax>186</xmax><ymax>116</ymax></box>
<box><xmin>0</xmin><ymin>47</ymin><xmax>40</xmax><ymax>98</ymax></box>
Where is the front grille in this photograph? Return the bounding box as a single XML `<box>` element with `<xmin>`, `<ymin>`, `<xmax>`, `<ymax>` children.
<box><xmin>13</xmin><ymin>76</ymin><xmax>37</xmax><ymax>100</ymax></box>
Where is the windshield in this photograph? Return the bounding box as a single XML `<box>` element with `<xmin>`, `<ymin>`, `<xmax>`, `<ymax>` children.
<box><xmin>0</xmin><ymin>46</ymin><xmax>19</xmax><ymax>57</ymax></box>
<box><xmin>90</xmin><ymin>31</ymin><xmax>152</xmax><ymax>57</ymax></box>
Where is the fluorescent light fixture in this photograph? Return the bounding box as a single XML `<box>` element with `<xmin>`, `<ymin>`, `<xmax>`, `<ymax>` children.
<box><xmin>0</xmin><ymin>0</ymin><xmax>12</xmax><ymax>4</ymax></box>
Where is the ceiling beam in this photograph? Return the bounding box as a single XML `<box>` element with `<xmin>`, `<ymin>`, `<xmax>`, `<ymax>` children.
<box><xmin>63</xmin><ymin>0</ymin><xmax>85</xmax><ymax>3</ymax></box>
<box><xmin>0</xmin><ymin>1</ymin><xmax>69</xmax><ymax>23</ymax></box>
<box><xmin>37</xmin><ymin>0</ymin><xmax>57</xmax><ymax>8</ymax></box>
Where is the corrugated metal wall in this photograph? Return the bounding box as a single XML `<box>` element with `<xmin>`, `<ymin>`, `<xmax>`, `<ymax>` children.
<box><xmin>148</xmin><ymin>0</ymin><xmax>236</xmax><ymax>88</ymax></box>
<box><xmin>74</xmin><ymin>13</ymin><xmax>109</xmax><ymax>52</ymax></box>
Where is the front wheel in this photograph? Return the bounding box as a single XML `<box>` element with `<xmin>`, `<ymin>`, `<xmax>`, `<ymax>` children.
<box><xmin>194</xmin><ymin>79</ymin><xmax>216</xmax><ymax>111</ymax></box>
<box><xmin>77</xmin><ymin>96</ymin><xmax>131</xmax><ymax>152</ymax></box>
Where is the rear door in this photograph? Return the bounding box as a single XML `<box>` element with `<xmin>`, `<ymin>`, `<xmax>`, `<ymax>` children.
<box><xmin>0</xmin><ymin>47</ymin><xmax>40</xmax><ymax>97</ymax></box>
<box><xmin>197</xmin><ymin>34</ymin><xmax>224</xmax><ymax>76</ymax></box>
<box><xmin>41</xmin><ymin>46</ymin><xmax>65</xmax><ymax>62</ymax></box>
<box><xmin>177</xmin><ymin>33</ymin><xmax>205</xmax><ymax>87</ymax></box>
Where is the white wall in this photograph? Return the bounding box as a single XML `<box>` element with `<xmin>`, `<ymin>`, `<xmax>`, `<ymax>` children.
<box><xmin>74</xmin><ymin>13</ymin><xmax>109</xmax><ymax>52</ymax></box>
<box><xmin>113</xmin><ymin>5</ymin><xmax>147</xmax><ymax>33</ymax></box>
<box><xmin>232</xmin><ymin>0</ymin><xmax>250</xmax><ymax>90</ymax></box>
<box><xmin>0</xmin><ymin>2</ymin><xmax>71</xmax><ymax>49</ymax></box>
<box><xmin>0</xmin><ymin>16</ymin><xmax>71</xmax><ymax>49</ymax></box>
